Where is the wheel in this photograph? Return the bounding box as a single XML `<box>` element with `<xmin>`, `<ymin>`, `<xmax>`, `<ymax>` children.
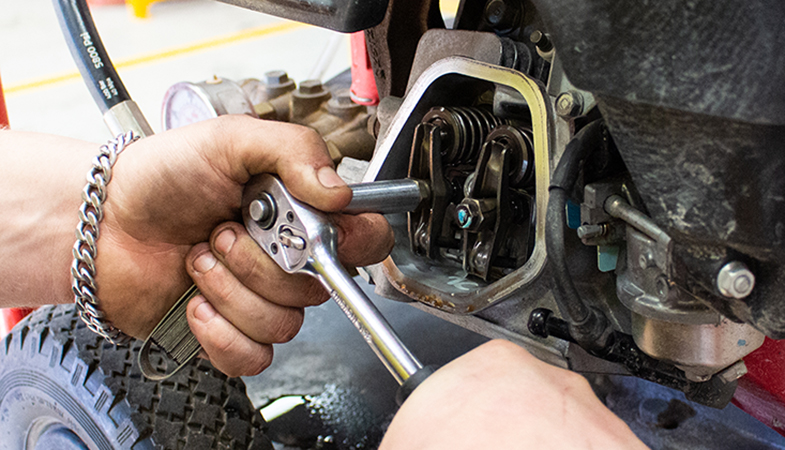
<box><xmin>0</xmin><ymin>304</ymin><xmax>273</xmax><ymax>450</ymax></box>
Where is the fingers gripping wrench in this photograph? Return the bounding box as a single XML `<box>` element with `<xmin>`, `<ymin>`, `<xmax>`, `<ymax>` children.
<box><xmin>242</xmin><ymin>175</ymin><xmax>433</xmax><ymax>401</ymax></box>
<box><xmin>140</xmin><ymin>175</ymin><xmax>432</xmax><ymax>401</ymax></box>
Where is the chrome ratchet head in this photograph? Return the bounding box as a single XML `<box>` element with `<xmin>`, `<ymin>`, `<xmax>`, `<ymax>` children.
<box><xmin>241</xmin><ymin>174</ymin><xmax>338</xmax><ymax>276</ymax></box>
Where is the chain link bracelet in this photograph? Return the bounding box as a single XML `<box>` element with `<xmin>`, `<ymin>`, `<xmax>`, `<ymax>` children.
<box><xmin>71</xmin><ymin>131</ymin><xmax>139</xmax><ymax>345</ymax></box>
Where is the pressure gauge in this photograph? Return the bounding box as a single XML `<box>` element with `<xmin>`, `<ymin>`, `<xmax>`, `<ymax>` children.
<box><xmin>161</xmin><ymin>77</ymin><xmax>257</xmax><ymax>130</ymax></box>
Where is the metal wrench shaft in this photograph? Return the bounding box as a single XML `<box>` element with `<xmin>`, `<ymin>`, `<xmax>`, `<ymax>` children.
<box><xmin>310</xmin><ymin>242</ymin><xmax>422</xmax><ymax>383</ymax></box>
<box><xmin>344</xmin><ymin>179</ymin><xmax>429</xmax><ymax>215</ymax></box>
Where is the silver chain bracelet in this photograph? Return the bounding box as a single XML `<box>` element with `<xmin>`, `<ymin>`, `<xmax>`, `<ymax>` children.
<box><xmin>71</xmin><ymin>131</ymin><xmax>139</xmax><ymax>345</ymax></box>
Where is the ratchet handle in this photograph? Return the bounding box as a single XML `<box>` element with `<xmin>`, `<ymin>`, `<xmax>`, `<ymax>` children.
<box><xmin>395</xmin><ymin>365</ymin><xmax>436</xmax><ymax>406</ymax></box>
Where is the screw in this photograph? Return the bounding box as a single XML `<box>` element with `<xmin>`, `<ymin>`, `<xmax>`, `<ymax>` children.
<box><xmin>456</xmin><ymin>205</ymin><xmax>473</xmax><ymax>229</ymax></box>
<box><xmin>299</xmin><ymin>79</ymin><xmax>324</xmax><ymax>95</ymax></box>
<box><xmin>556</xmin><ymin>91</ymin><xmax>584</xmax><ymax>118</ymax></box>
<box><xmin>717</xmin><ymin>261</ymin><xmax>755</xmax><ymax>299</ymax></box>
<box><xmin>264</xmin><ymin>70</ymin><xmax>290</xmax><ymax>86</ymax></box>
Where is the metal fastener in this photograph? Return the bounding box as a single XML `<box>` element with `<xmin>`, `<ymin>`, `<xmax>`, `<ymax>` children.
<box><xmin>484</xmin><ymin>0</ymin><xmax>521</xmax><ymax>33</ymax></box>
<box><xmin>456</xmin><ymin>205</ymin><xmax>473</xmax><ymax>229</ymax></box>
<box><xmin>530</xmin><ymin>30</ymin><xmax>553</xmax><ymax>52</ymax></box>
<box><xmin>556</xmin><ymin>91</ymin><xmax>584</xmax><ymax>118</ymax></box>
<box><xmin>577</xmin><ymin>224</ymin><xmax>607</xmax><ymax>240</ymax></box>
<box><xmin>265</xmin><ymin>70</ymin><xmax>290</xmax><ymax>86</ymax></box>
<box><xmin>299</xmin><ymin>79</ymin><xmax>325</xmax><ymax>95</ymax></box>
<box><xmin>716</xmin><ymin>261</ymin><xmax>755</xmax><ymax>299</ymax></box>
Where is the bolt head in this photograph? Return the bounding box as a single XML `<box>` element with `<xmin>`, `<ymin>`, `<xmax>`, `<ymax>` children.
<box><xmin>556</xmin><ymin>92</ymin><xmax>583</xmax><ymax>118</ymax></box>
<box><xmin>530</xmin><ymin>30</ymin><xmax>553</xmax><ymax>52</ymax></box>
<box><xmin>717</xmin><ymin>261</ymin><xmax>755</xmax><ymax>299</ymax></box>
<box><xmin>530</xmin><ymin>30</ymin><xmax>544</xmax><ymax>44</ymax></box>
<box><xmin>264</xmin><ymin>70</ymin><xmax>289</xmax><ymax>85</ymax></box>
<box><xmin>485</xmin><ymin>0</ymin><xmax>506</xmax><ymax>25</ymax></box>
<box><xmin>455</xmin><ymin>200</ymin><xmax>484</xmax><ymax>230</ymax></box>
<box><xmin>484</xmin><ymin>0</ymin><xmax>520</xmax><ymax>33</ymax></box>
<box><xmin>456</xmin><ymin>206</ymin><xmax>473</xmax><ymax>228</ymax></box>
<box><xmin>299</xmin><ymin>79</ymin><xmax>324</xmax><ymax>95</ymax></box>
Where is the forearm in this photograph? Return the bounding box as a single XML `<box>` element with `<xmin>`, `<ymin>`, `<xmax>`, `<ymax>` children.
<box><xmin>0</xmin><ymin>130</ymin><xmax>96</xmax><ymax>308</ymax></box>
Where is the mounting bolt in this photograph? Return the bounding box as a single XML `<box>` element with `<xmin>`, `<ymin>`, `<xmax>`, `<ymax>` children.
<box><xmin>556</xmin><ymin>91</ymin><xmax>584</xmax><ymax>118</ymax></box>
<box><xmin>456</xmin><ymin>205</ymin><xmax>473</xmax><ymax>229</ymax></box>
<box><xmin>265</xmin><ymin>70</ymin><xmax>290</xmax><ymax>86</ymax></box>
<box><xmin>298</xmin><ymin>79</ymin><xmax>325</xmax><ymax>95</ymax></box>
<box><xmin>716</xmin><ymin>261</ymin><xmax>755</xmax><ymax>299</ymax></box>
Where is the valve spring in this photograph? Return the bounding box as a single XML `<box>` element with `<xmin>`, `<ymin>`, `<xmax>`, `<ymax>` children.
<box><xmin>423</xmin><ymin>106</ymin><xmax>508</xmax><ymax>166</ymax></box>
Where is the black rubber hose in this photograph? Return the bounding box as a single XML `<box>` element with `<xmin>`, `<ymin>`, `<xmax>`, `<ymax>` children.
<box><xmin>53</xmin><ymin>0</ymin><xmax>131</xmax><ymax>113</ymax></box>
<box><xmin>546</xmin><ymin>120</ymin><xmax>607</xmax><ymax>346</ymax></box>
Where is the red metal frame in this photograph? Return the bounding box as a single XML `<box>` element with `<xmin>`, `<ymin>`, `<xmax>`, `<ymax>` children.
<box><xmin>733</xmin><ymin>338</ymin><xmax>785</xmax><ymax>437</ymax></box>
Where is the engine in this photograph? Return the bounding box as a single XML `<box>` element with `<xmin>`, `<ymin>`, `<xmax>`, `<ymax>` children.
<box><xmin>161</xmin><ymin>0</ymin><xmax>785</xmax><ymax>409</ymax></box>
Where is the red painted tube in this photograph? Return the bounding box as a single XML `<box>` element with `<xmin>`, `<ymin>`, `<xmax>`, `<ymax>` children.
<box><xmin>349</xmin><ymin>31</ymin><xmax>379</xmax><ymax>106</ymax></box>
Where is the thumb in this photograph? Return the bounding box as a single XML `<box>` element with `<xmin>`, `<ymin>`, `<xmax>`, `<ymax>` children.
<box><xmin>212</xmin><ymin>115</ymin><xmax>353</xmax><ymax>212</ymax></box>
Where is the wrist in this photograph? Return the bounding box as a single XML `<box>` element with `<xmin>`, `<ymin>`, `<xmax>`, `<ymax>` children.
<box><xmin>72</xmin><ymin>132</ymin><xmax>139</xmax><ymax>344</ymax></box>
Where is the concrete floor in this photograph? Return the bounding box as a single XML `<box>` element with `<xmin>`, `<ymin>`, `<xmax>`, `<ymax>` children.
<box><xmin>3</xmin><ymin>2</ymin><xmax>785</xmax><ymax>449</ymax></box>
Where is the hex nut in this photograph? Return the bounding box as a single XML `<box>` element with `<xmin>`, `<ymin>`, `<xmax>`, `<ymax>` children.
<box><xmin>298</xmin><ymin>79</ymin><xmax>325</xmax><ymax>95</ymax></box>
<box><xmin>265</xmin><ymin>70</ymin><xmax>290</xmax><ymax>86</ymax></box>
<box><xmin>455</xmin><ymin>199</ymin><xmax>484</xmax><ymax>230</ymax></box>
<box><xmin>556</xmin><ymin>91</ymin><xmax>583</xmax><ymax>118</ymax></box>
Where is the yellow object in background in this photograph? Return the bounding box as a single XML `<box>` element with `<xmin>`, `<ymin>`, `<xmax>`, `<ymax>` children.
<box><xmin>87</xmin><ymin>0</ymin><xmax>166</xmax><ymax>19</ymax></box>
<box><xmin>127</xmin><ymin>0</ymin><xmax>161</xmax><ymax>18</ymax></box>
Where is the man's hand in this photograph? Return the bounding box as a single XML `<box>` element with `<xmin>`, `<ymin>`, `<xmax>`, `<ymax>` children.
<box><xmin>94</xmin><ymin>115</ymin><xmax>393</xmax><ymax>376</ymax></box>
<box><xmin>380</xmin><ymin>340</ymin><xmax>648</xmax><ymax>449</ymax></box>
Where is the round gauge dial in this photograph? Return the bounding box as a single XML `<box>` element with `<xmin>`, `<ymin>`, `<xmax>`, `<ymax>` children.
<box><xmin>161</xmin><ymin>82</ymin><xmax>218</xmax><ymax>130</ymax></box>
<box><xmin>161</xmin><ymin>78</ymin><xmax>257</xmax><ymax>131</ymax></box>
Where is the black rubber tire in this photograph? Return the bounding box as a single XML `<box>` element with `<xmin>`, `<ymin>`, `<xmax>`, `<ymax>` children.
<box><xmin>0</xmin><ymin>304</ymin><xmax>273</xmax><ymax>450</ymax></box>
